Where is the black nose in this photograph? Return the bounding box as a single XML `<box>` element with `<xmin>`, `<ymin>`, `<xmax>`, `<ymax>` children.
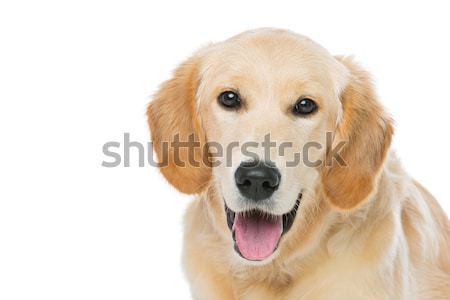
<box><xmin>235</xmin><ymin>161</ymin><xmax>281</xmax><ymax>201</ymax></box>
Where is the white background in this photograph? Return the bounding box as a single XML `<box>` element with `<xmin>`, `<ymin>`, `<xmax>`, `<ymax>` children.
<box><xmin>0</xmin><ymin>1</ymin><xmax>449</xmax><ymax>299</ymax></box>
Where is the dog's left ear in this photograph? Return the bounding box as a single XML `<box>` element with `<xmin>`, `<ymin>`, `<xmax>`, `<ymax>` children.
<box><xmin>147</xmin><ymin>54</ymin><xmax>211</xmax><ymax>194</ymax></box>
<box><xmin>322</xmin><ymin>57</ymin><xmax>394</xmax><ymax>210</ymax></box>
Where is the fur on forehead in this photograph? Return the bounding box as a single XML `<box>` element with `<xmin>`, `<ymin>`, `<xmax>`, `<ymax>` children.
<box><xmin>195</xmin><ymin>28</ymin><xmax>349</xmax><ymax>117</ymax></box>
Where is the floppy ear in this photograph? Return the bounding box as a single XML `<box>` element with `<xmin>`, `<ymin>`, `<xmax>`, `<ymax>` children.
<box><xmin>322</xmin><ymin>57</ymin><xmax>394</xmax><ymax>210</ymax></box>
<box><xmin>147</xmin><ymin>55</ymin><xmax>211</xmax><ymax>194</ymax></box>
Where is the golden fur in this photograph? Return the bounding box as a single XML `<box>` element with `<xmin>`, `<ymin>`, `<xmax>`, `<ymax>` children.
<box><xmin>148</xmin><ymin>29</ymin><xmax>450</xmax><ymax>300</ymax></box>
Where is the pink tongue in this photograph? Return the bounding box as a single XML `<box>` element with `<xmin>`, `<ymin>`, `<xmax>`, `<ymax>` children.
<box><xmin>234</xmin><ymin>213</ymin><xmax>282</xmax><ymax>261</ymax></box>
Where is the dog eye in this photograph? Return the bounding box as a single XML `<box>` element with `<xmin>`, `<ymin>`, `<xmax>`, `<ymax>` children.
<box><xmin>218</xmin><ymin>91</ymin><xmax>241</xmax><ymax>109</ymax></box>
<box><xmin>293</xmin><ymin>98</ymin><xmax>318</xmax><ymax>115</ymax></box>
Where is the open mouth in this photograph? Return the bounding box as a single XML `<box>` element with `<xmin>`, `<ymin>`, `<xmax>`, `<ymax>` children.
<box><xmin>225</xmin><ymin>194</ymin><xmax>302</xmax><ymax>261</ymax></box>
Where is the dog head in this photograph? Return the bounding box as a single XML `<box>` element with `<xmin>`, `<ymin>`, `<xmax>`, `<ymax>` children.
<box><xmin>148</xmin><ymin>28</ymin><xmax>393</xmax><ymax>262</ymax></box>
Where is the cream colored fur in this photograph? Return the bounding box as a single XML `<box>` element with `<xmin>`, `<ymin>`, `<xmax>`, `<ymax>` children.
<box><xmin>148</xmin><ymin>28</ymin><xmax>450</xmax><ymax>300</ymax></box>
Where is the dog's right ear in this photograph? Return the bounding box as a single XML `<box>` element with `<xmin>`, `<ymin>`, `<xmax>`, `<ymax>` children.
<box><xmin>147</xmin><ymin>55</ymin><xmax>211</xmax><ymax>194</ymax></box>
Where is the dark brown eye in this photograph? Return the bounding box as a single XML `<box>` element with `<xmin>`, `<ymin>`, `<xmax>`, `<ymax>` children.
<box><xmin>218</xmin><ymin>91</ymin><xmax>241</xmax><ymax>109</ymax></box>
<box><xmin>293</xmin><ymin>98</ymin><xmax>318</xmax><ymax>115</ymax></box>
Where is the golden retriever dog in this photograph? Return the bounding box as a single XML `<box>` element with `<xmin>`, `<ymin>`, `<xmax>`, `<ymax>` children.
<box><xmin>147</xmin><ymin>28</ymin><xmax>450</xmax><ymax>300</ymax></box>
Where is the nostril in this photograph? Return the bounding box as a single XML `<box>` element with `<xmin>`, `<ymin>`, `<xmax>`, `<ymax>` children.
<box><xmin>239</xmin><ymin>179</ymin><xmax>252</xmax><ymax>189</ymax></box>
<box><xmin>262</xmin><ymin>180</ymin><xmax>278</xmax><ymax>190</ymax></box>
